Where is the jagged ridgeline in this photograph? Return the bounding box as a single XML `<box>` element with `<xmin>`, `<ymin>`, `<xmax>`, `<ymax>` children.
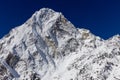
<box><xmin>0</xmin><ymin>8</ymin><xmax>120</xmax><ymax>80</ymax></box>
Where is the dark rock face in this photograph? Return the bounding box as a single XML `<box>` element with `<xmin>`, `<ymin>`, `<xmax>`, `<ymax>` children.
<box><xmin>6</xmin><ymin>53</ymin><xmax>19</xmax><ymax>68</ymax></box>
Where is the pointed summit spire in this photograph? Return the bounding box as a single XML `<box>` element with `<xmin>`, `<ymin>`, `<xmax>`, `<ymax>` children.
<box><xmin>32</xmin><ymin>8</ymin><xmax>60</xmax><ymax>22</ymax></box>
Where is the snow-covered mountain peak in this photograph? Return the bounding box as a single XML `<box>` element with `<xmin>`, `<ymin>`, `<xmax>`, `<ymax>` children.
<box><xmin>0</xmin><ymin>8</ymin><xmax>80</xmax><ymax>79</ymax></box>
<box><xmin>26</xmin><ymin>8</ymin><xmax>60</xmax><ymax>26</ymax></box>
<box><xmin>0</xmin><ymin>8</ymin><xmax>120</xmax><ymax>80</ymax></box>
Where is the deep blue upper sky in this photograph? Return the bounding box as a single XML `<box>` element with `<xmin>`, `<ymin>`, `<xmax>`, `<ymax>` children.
<box><xmin>0</xmin><ymin>0</ymin><xmax>120</xmax><ymax>39</ymax></box>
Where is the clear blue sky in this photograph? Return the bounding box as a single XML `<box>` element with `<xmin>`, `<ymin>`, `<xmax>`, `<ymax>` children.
<box><xmin>0</xmin><ymin>0</ymin><xmax>120</xmax><ymax>39</ymax></box>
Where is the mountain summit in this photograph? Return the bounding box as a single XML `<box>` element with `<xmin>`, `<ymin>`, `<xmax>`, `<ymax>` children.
<box><xmin>0</xmin><ymin>8</ymin><xmax>120</xmax><ymax>80</ymax></box>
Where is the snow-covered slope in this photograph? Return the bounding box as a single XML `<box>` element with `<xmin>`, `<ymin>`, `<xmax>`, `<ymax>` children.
<box><xmin>0</xmin><ymin>8</ymin><xmax>120</xmax><ymax>80</ymax></box>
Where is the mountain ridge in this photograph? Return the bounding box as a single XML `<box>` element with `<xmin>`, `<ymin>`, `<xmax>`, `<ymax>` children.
<box><xmin>0</xmin><ymin>8</ymin><xmax>120</xmax><ymax>80</ymax></box>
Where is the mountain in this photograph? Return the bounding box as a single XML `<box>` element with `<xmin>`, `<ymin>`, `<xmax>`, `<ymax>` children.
<box><xmin>0</xmin><ymin>8</ymin><xmax>120</xmax><ymax>80</ymax></box>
